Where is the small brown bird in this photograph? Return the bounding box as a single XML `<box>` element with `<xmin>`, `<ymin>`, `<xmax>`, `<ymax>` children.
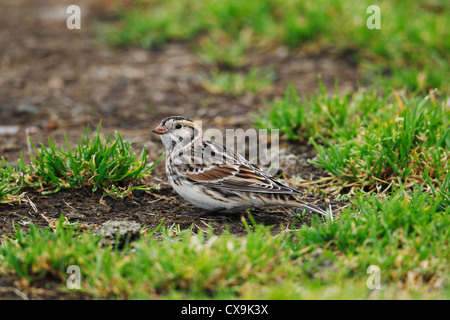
<box><xmin>153</xmin><ymin>116</ymin><xmax>326</xmax><ymax>215</ymax></box>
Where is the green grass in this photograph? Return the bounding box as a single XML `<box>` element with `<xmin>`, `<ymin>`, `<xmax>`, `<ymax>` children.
<box><xmin>309</xmin><ymin>91</ymin><xmax>449</xmax><ymax>187</ymax></box>
<box><xmin>1</xmin><ymin>183</ymin><xmax>448</xmax><ymax>299</ymax></box>
<box><xmin>201</xmin><ymin>67</ymin><xmax>275</xmax><ymax>95</ymax></box>
<box><xmin>196</xmin><ymin>30</ymin><xmax>251</xmax><ymax>68</ymax></box>
<box><xmin>255</xmin><ymin>84</ymin><xmax>449</xmax><ymax>194</ymax></box>
<box><xmin>0</xmin><ymin>123</ymin><xmax>162</xmax><ymax>202</ymax></box>
<box><xmin>99</xmin><ymin>0</ymin><xmax>450</xmax><ymax>94</ymax></box>
<box><xmin>0</xmin><ymin>158</ymin><xmax>25</xmax><ymax>203</ymax></box>
<box><xmin>254</xmin><ymin>82</ymin><xmax>393</xmax><ymax>141</ymax></box>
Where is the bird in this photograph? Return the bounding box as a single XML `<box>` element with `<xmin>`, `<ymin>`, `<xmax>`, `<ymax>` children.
<box><xmin>152</xmin><ymin>115</ymin><xmax>326</xmax><ymax>215</ymax></box>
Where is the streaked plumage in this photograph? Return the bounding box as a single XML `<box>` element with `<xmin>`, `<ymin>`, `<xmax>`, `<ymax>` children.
<box><xmin>153</xmin><ymin>116</ymin><xmax>326</xmax><ymax>215</ymax></box>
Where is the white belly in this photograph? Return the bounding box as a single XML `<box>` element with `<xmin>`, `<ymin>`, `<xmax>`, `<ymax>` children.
<box><xmin>168</xmin><ymin>177</ymin><xmax>253</xmax><ymax>212</ymax></box>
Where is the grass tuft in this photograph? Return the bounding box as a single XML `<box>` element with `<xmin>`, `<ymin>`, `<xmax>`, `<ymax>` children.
<box><xmin>201</xmin><ymin>67</ymin><xmax>275</xmax><ymax>95</ymax></box>
<box><xmin>0</xmin><ymin>158</ymin><xmax>25</xmax><ymax>203</ymax></box>
<box><xmin>0</xmin><ymin>122</ymin><xmax>162</xmax><ymax>201</ymax></box>
<box><xmin>255</xmin><ymin>85</ymin><xmax>449</xmax><ymax>196</ymax></box>
<box><xmin>309</xmin><ymin>91</ymin><xmax>449</xmax><ymax>194</ymax></box>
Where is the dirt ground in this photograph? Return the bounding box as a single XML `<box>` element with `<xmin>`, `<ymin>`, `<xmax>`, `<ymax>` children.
<box><xmin>0</xmin><ymin>0</ymin><xmax>358</xmax><ymax>240</ymax></box>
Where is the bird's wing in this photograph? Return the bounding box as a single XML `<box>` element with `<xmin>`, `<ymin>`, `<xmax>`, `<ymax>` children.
<box><xmin>177</xmin><ymin>144</ymin><xmax>301</xmax><ymax>196</ymax></box>
<box><xmin>183</xmin><ymin>163</ymin><xmax>300</xmax><ymax>194</ymax></box>
<box><xmin>172</xmin><ymin>137</ymin><xmax>301</xmax><ymax>194</ymax></box>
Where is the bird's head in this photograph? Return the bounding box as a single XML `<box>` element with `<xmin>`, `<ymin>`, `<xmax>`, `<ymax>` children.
<box><xmin>152</xmin><ymin>116</ymin><xmax>201</xmax><ymax>153</ymax></box>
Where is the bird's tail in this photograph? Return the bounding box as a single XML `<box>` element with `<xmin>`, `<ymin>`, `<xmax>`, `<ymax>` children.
<box><xmin>296</xmin><ymin>200</ymin><xmax>327</xmax><ymax>216</ymax></box>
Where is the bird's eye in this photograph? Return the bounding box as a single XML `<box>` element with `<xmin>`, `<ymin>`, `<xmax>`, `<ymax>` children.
<box><xmin>175</xmin><ymin>124</ymin><xmax>182</xmax><ymax>129</ymax></box>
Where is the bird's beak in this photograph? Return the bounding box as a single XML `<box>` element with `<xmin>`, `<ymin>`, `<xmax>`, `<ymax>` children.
<box><xmin>152</xmin><ymin>124</ymin><xmax>169</xmax><ymax>135</ymax></box>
